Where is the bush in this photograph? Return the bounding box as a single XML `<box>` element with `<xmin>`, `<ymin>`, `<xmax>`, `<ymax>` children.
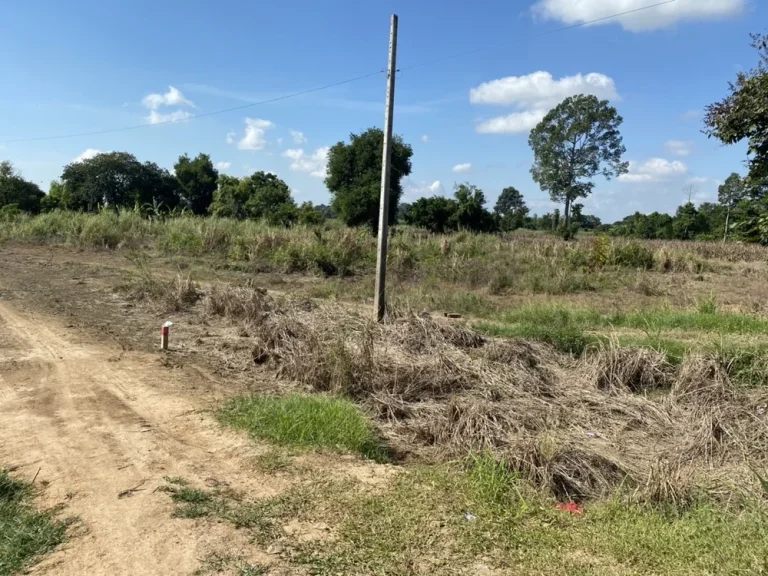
<box><xmin>613</xmin><ymin>241</ymin><xmax>655</xmax><ymax>270</ymax></box>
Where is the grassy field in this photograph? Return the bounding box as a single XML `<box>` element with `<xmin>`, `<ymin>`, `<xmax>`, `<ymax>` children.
<box><xmin>4</xmin><ymin>211</ymin><xmax>768</xmax><ymax>574</ymax></box>
<box><xmin>0</xmin><ymin>470</ymin><xmax>68</xmax><ymax>576</ymax></box>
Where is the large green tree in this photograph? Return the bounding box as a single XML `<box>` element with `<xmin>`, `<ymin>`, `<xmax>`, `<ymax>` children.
<box><xmin>453</xmin><ymin>183</ymin><xmax>496</xmax><ymax>233</ymax></box>
<box><xmin>174</xmin><ymin>153</ymin><xmax>219</xmax><ymax>215</ymax></box>
<box><xmin>704</xmin><ymin>33</ymin><xmax>768</xmax><ymax>192</ymax></box>
<box><xmin>325</xmin><ymin>128</ymin><xmax>413</xmax><ymax>231</ymax></box>
<box><xmin>718</xmin><ymin>172</ymin><xmax>747</xmax><ymax>241</ymax></box>
<box><xmin>61</xmin><ymin>152</ymin><xmax>179</xmax><ymax>211</ymax></box>
<box><xmin>529</xmin><ymin>94</ymin><xmax>628</xmax><ymax>235</ymax></box>
<box><xmin>0</xmin><ymin>161</ymin><xmax>45</xmax><ymax>213</ymax></box>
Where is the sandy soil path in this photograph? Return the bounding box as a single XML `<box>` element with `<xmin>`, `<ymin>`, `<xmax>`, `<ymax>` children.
<box><xmin>0</xmin><ymin>300</ymin><xmax>276</xmax><ymax>575</ymax></box>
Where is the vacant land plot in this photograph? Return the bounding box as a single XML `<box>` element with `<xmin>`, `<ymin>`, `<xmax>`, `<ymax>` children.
<box><xmin>1</xmin><ymin>214</ymin><xmax>768</xmax><ymax>575</ymax></box>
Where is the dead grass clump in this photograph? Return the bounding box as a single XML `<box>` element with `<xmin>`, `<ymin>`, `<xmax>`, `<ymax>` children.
<box><xmin>672</xmin><ymin>354</ymin><xmax>734</xmax><ymax>405</ymax></box>
<box><xmin>204</xmin><ymin>284</ymin><xmax>273</xmax><ymax>325</ymax></box>
<box><xmin>121</xmin><ymin>271</ymin><xmax>201</xmax><ymax>312</ymax></box>
<box><xmin>230</xmin><ymin>301</ymin><xmax>768</xmax><ymax>503</ymax></box>
<box><xmin>383</xmin><ymin>315</ymin><xmax>486</xmax><ymax>354</ymax></box>
<box><xmin>588</xmin><ymin>342</ymin><xmax>673</xmax><ymax>394</ymax></box>
<box><xmin>507</xmin><ymin>437</ymin><xmax>629</xmax><ymax>502</ymax></box>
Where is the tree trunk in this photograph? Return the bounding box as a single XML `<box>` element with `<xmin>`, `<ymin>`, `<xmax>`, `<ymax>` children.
<box><xmin>723</xmin><ymin>206</ymin><xmax>731</xmax><ymax>244</ymax></box>
<box><xmin>564</xmin><ymin>196</ymin><xmax>571</xmax><ymax>231</ymax></box>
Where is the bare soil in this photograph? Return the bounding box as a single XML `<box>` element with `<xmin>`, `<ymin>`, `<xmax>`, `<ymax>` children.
<box><xmin>0</xmin><ymin>245</ymin><xmax>371</xmax><ymax>575</ymax></box>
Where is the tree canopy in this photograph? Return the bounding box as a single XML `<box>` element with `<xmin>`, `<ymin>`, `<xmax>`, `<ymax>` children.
<box><xmin>210</xmin><ymin>171</ymin><xmax>297</xmax><ymax>225</ymax></box>
<box><xmin>60</xmin><ymin>152</ymin><xmax>179</xmax><ymax>212</ymax></box>
<box><xmin>325</xmin><ymin>128</ymin><xmax>413</xmax><ymax>231</ymax></box>
<box><xmin>494</xmin><ymin>186</ymin><xmax>529</xmax><ymax>232</ymax></box>
<box><xmin>704</xmin><ymin>33</ymin><xmax>768</xmax><ymax>192</ymax></box>
<box><xmin>529</xmin><ymin>94</ymin><xmax>628</xmax><ymax>235</ymax></box>
<box><xmin>174</xmin><ymin>153</ymin><xmax>219</xmax><ymax>215</ymax></box>
<box><xmin>0</xmin><ymin>161</ymin><xmax>45</xmax><ymax>214</ymax></box>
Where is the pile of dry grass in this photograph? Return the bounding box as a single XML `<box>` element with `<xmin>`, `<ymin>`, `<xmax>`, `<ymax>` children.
<box><xmin>225</xmin><ymin>295</ymin><xmax>768</xmax><ymax>502</ymax></box>
<box><xmin>204</xmin><ymin>284</ymin><xmax>273</xmax><ymax>326</ymax></box>
<box><xmin>121</xmin><ymin>271</ymin><xmax>201</xmax><ymax>312</ymax></box>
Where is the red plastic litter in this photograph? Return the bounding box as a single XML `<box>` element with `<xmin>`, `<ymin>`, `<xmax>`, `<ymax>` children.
<box><xmin>555</xmin><ymin>502</ymin><xmax>584</xmax><ymax>515</ymax></box>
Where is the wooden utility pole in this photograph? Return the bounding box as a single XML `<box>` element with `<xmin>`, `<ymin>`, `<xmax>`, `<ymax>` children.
<box><xmin>374</xmin><ymin>14</ymin><xmax>399</xmax><ymax>322</ymax></box>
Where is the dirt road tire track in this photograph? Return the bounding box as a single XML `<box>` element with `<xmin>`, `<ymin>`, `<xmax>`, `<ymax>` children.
<box><xmin>0</xmin><ymin>301</ymin><xmax>279</xmax><ymax>575</ymax></box>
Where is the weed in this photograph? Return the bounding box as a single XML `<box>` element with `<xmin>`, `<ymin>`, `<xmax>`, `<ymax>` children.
<box><xmin>217</xmin><ymin>394</ymin><xmax>388</xmax><ymax>462</ymax></box>
<box><xmin>0</xmin><ymin>470</ymin><xmax>69</xmax><ymax>576</ymax></box>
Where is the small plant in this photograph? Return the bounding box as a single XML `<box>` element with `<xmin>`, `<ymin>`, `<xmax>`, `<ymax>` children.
<box><xmin>695</xmin><ymin>294</ymin><xmax>718</xmax><ymax>315</ymax></box>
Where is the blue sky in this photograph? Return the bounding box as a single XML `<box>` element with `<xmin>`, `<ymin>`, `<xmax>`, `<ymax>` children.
<box><xmin>0</xmin><ymin>0</ymin><xmax>759</xmax><ymax>222</ymax></box>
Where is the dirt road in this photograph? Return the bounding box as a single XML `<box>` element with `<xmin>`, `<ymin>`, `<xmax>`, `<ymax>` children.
<box><xmin>0</xmin><ymin>298</ymin><xmax>277</xmax><ymax>575</ymax></box>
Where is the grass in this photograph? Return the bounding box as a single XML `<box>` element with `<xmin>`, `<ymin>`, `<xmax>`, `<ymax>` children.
<box><xmin>162</xmin><ymin>455</ymin><xmax>768</xmax><ymax>575</ymax></box>
<box><xmin>217</xmin><ymin>394</ymin><xmax>388</xmax><ymax>462</ymax></box>
<box><xmin>0</xmin><ymin>470</ymin><xmax>68</xmax><ymax>576</ymax></box>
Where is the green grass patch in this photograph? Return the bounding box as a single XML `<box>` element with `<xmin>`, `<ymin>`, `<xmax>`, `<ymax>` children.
<box><xmin>0</xmin><ymin>470</ymin><xmax>69</xmax><ymax>576</ymax></box>
<box><xmin>217</xmin><ymin>394</ymin><xmax>388</xmax><ymax>461</ymax></box>
<box><xmin>500</xmin><ymin>304</ymin><xmax>768</xmax><ymax>336</ymax></box>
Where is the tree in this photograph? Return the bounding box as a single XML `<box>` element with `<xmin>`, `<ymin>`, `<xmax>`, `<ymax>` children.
<box><xmin>40</xmin><ymin>180</ymin><xmax>73</xmax><ymax>212</ymax></box>
<box><xmin>209</xmin><ymin>171</ymin><xmax>297</xmax><ymax>226</ymax></box>
<box><xmin>494</xmin><ymin>186</ymin><xmax>529</xmax><ymax>231</ymax></box>
<box><xmin>174</xmin><ymin>153</ymin><xmax>218</xmax><ymax>215</ymax></box>
<box><xmin>529</xmin><ymin>94</ymin><xmax>628</xmax><ymax>236</ymax></box>
<box><xmin>297</xmin><ymin>202</ymin><xmax>325</xmax><ymax>225</ymax></box>
<box><xmin>325</xmin><ymin>128</ymin><xmax>413</xmax><ymax>231</ymax></box>
<box><xmin>673</xmin><ymin>202</ymin><xmax>700</xmax><ymax>240</ymax></box>
<box><xmin>718</xmin><ymin>172</ymin><xmax>747</xmax><ymax>241</ymax></box>
<box><xmin>453</xmin><ymin>183</ymin><xmax>496</xmax><ymax>232</ymax></box>
<box><xmin>704</xmin><ymin>33</ymin><xmax>768</xmax><ymax>190</ymax></box>
<box><xmin>0</xmin><ymin>161</ymin><xmax>45</xmax><ymax>213</ymax></box>
<box><xmin>404</xmin><ymin>196</ymin><xmax>458</xmax><ymax>233</ymax></box>
<box><xmin>61</xmin><ymin>152</ymin><xmax>179</xmax><ymax>212</ymax></box>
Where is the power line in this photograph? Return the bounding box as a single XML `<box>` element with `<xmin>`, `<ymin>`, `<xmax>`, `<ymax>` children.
<box><xmin>401</xmin><ymin>0</ymin><xmax>677</xmax><ymax>71</ymax></box>
<box><xmin>0</xmin><ymin>70</ymin><xmax>385</xmax><ymax>144</ymax></box>
<box><xmin>0</xmin><ymin>0</ymin><xmax>675</xmax><ymax>144</ymax></box>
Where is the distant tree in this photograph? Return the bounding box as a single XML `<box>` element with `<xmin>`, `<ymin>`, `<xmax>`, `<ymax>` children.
<box><xmin>529</xmin><ymin>94</ymin><xmax>628</xmax><ymax>237</ymax></box>
<box><xmin>453</xmin><ymin>183</ymin><xmax>496</xmax><ymax>233</ymax></box>
<box><xmin>397</xmin><ymin>202</ymin><xmax>412</xmax><ymax>224</ymax></box>
<box><xmin>0</xmin><ymin>161</ymin><xmax>45</xmax><ymax>213</ymax></box>
<box><xmin>209</xmin><ymin>171</ymin><xmax>296</xmax><ymax>226</ymax></box>
<box><xmin>315</xmin><ymin>204</ymin><xmax>336</xmax><ymax>219</ymax></box>
<box><xmin>60</xmin><ymin>152</ymin><xmax>177</xmax><ymax>212</ymax></box>
<box><xmin>673</xmin><ymin>202</ymin><xmax>701</xmax><ymax>240</ymax></box>
<box><xmin>297</xmin><ymin>201</ymin><xmax>325</xmax><ymax>225</ymax></box>
<box><xmin>552</xmin><ymin>208</ymin><xmax>561</xmax><ymax>231</ymax></box>
<box><xmin>404</xmin><ymin>196</ymin><xmax>458</xmax><ymax>233</ymax></box>
<box><xmin>209</xmin><ymin>175</ymin><xmax>246</xmax><ymax>219</ymax></box>
<box><xmin>325</xmin><ymin>128</ymin><xmax>413</xmax><ymax>231</ymax></box>
<box><xmin>174</xmin><ymin>153</ymin><xmax>218</xmax><ymax>215</ymax></box>
<box><xmin>40</xmin><ymin>180</ymin><xmax>73</xmax><ymax>212</ymax></box>
<box><xmin>704</xmin><ymin>33</ymin><xmax>768</xmax><ymax>190</ymax></box>
<box><xmin>494</xmin><ymin>186</ymin><xmax>529</xmax><ymax>231</ymax></box>
<box><xmin>718</xmin><ymin>173</ymin><xmax>747</xmax><ymax>241</ymax></box>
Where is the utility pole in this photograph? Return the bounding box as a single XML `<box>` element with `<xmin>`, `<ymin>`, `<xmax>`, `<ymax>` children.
<box><xmin>374</xmin><ymin>13</ymin><xmax>398</xmax><ymax>322</ymax></box>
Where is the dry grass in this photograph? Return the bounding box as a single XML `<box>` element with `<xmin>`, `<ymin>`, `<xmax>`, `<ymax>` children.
<box><xmin>222</xmin><ymin>293</ymin><xmax>768</xmax><ymax>503</ymax></box>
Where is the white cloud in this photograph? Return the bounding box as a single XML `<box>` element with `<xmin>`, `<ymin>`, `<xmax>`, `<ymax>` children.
<box><xmin>290</xmin><ymin>130</ymin><xmax>307</xmax><ymax>145</ymax></box>
<box><xmin>277</xmin><ymin>137</ymin><xmax>284</xmax><ymax>147</ymax></box>
<box><xmin>531</xmin><ymin>0</ymin><xmax>745</xmax><ymax>32</ymax></box>
<box><xmin>403</xmin><ymin>179</ymin><xmax>444</xmax><ymax>200</ymax></box>
<box><xmin>283</xmin><ymin>146</ymin><xmax>329</xmax><ymax>178</ymax></box>
<box><xmin>619</xmin><ymin>158</ymin><xmax>688</xmax><ymax>183</ymax></box>
<box><xmin>664</xmin><ymin>140</ymin><xmax>692</xmax><ymax>157</ymax></box>
<box><xmin>452</xmin><ymin>163</ymin><xmax>472</xmax><ymax>173</ymax></box>
<box><xmin>142</xmin><ymin>86</ymin><xmax>194</xmax><ymax>110</ymax></box>
<box><xmin>477</xmin><ymin>110</ymin><xmax>549</xmax><ymax>134</ymax></box>
<box><xmin>226</xmin><ymin>132</ymin><xmax>236</xmax><ymax>144</ymax></box>
<box><xmin>470</xmin><ymin>71</ymin><xmax>619</xmax><ymax>134</ymax></box>
<box><xmin>237</xmin><ymin>118</ymin><xmax>275</xmax><ymax>151</ymax></box>
<box><xmin>73</xmin><ymin>148</ymin><xmax>103</xmax><ymax>162</ymax></box>
<box><xmin>147</xmin><ymin>109</ymin><xmax>193</xmax><ymax>125</ymax></box>
<box><xmin>216</xmin><ymin>161</ymin><xmax>231</xmax><ymax>170</ymax></box>
<box><xmin>421</xmin><ymin>135</ymin><xmax>430</xmax><ymax>143</ymax></box>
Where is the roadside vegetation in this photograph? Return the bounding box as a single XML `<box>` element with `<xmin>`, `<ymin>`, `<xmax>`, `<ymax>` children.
<box><xmin>0</xmin><ymin>470</ymin><xmax>68</xmax><ymax>576</ymax></box>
